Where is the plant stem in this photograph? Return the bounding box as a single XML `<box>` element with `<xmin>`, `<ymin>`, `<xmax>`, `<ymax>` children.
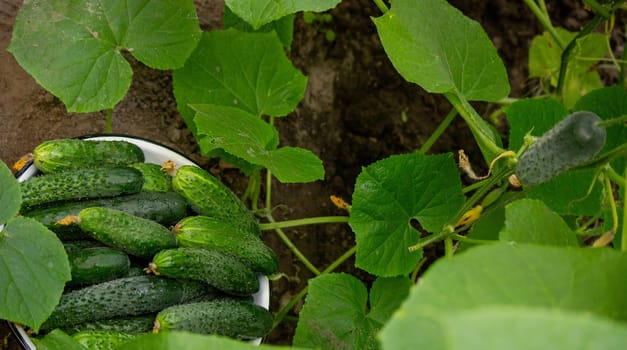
<box><xmin>372</xmin><ymin>0</ymin><xmax>389</xmax><ymax>13</ymax></box>
<box><xmin>265</xmin><ymin>169</ymin><xmax>273</xmax><ymax>212</ymax></box>
<box><xmin>104</xmin><ymin>109</ymin><xmax>113</xmax><ymax>133</ymax></box>
<box><xmin>605</xmin><ymin>165</ymin><xmax>626</xmax><ymax>188</ymax></box>
<box><xmin>418</xmin><ymin>108</ymin><xmax>457</xmax><ymax>154</ymax></box>
<box><xmin>444</xmin><ymin>237</ymin><xmax>454</xmax><ymax>258</ymax></box>
<box><xmin>446</xmin><ymin>93</ymin><xmax>505</xmax><ymax>162</ymax></box>
<box><xmin>452</xmin><ymin>233</ymin><xmax>498</xmax><ymax>245</ymax></box>
<box><xmin>523</xmin><ymin>0</ymin><xmax>567</xmax><ymax>49</ymax></box>
<box><xmin>264</xmin><ymin>213</ymin><xmax>321</xmax><ymax>276</ymax></box>
<box><xmin>583</xmin><ymin>0</ymin><xmax>610</xmax><ymax>18</ymax></box>
<box><xmin>322</xmin><ymin>246</ymin><xmax>356</xmax><ymax>274</ymax></box>
<box><xmin>259</xmin><ymin>216</ymin><xmax>350</xmax><ymax>231</ymax></box>
<box><xmin>603</xmin><ymin>173</ymin><xmax>619</xmax><ymax>235</ymax></box>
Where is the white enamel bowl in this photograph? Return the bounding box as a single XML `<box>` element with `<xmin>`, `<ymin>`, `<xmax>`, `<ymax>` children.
<box><xmin>10</xmin><ymin>135</ymin><xmax>270</xmax><ymax>347</ymax></box>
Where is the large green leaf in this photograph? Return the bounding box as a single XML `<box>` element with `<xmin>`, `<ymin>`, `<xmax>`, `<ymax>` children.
<box><xmin>0</xmin><ymin>161</ymin><xmax>20</xmax><ymax>223</ymax></box>
<box><xmin>33</xmin><ymin>330</ymin><xmax>87</xmax><ymax>350</ymax></box>
<box><xmin>0</xmin><ymin>217</ymin><xmax>71</xmax><ymax>332</ymax></box>
<box><xmin>223</xmin><ymin>6</ymin><xmax>294</xmax><ymax>49</ymax></box>
<box><xmin>224</xmin><ymin>0</ymin><xmax>341</xmax><ymax>30</ymax></box>
<box><xmin>386</xmin><ymin>244</ymin><xmax>627</xmax><ymax>320</ymax></box>
<box><xmin>499</xmin><ymin>199</ymin><xmax>579</xmax><ymax>246</ymax></box>
<box><xmin>349</xmin><ymin>152</ymin><xmax>464</xmax><ymax>277</ymax></box>
<box><xmin>373</xmin><ymin>0</ymin><xmax>509</xmax><ymax>102</ymax></box>
<box><xmin>574</xmin><ymin>86</ymin><xmax>627</xmax><ymax>171</ymax></box>
<box><xmin>380</xmin><ymin>306</ymin><xmax>627</xmax><ymax>350</ymax></box>
<box><xmin>293</xmin><ymin>274</ymin><xmax>411</xmax><ymax>350</ymax></box>
<box><xmin>380</xmin><ymin>243</ymin><xmax>627</xmax><ymax>349</ymax></box>
<box><xmin>8</xmin><ymin>0</ymin><xmax>201</xmax><ymax>112</ymax></box>
<box><xmin>192</xmin><ymin>104</ymin><xmax>323</xmax><ymax>183</ymax></box>
<box><xmin>118</xmin><ymin>331</ymin><xmax>310</xmax><ymax>349</ymax></box>
<box><xmin>173</xmin><ymin>29</ymin><xmax>307</xmax><ymax>127</ymax></box>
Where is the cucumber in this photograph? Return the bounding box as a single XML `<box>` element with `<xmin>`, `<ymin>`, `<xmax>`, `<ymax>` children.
<box><xmin>172</xmin><ymin>165</ymin><xmax>260</xmax><ymax>235</ymax></box>
<box><xmin>174</xmin><ymin>216</ymin><xmax>278</xmax><ymax>275</ymax></box>
<box><xmin>147</xmin><ymin>247</ymin><xmax>259</xmax><ymax>296</ymax></box>
<box><xmin>72</xmin><ymin>330</ymin><xmax>135</xmax><ymax>350</ymax></box>
<box><xmin>20</xmin><ymin>166</ymin><xmax>144</xmax><ymax>209</ymax></box>
<box><xmin>64</xmin><ymin>314</ymin><xmax>155</xmax><ymax>335</ymax></box>
<box><xmin>77</xmin><ymin>207</ymin><xmax>177</xmax><ymax>258</ymax></box>
<box><xmin>33</xmin><ymin>138</ymin><xmax>144</xmax><ymax>173</ymax></box>
<box><xmin>22</xmin><ymin>191</ymin><xmax>188</xmax><ymax>237</ymax></box>
<box><xmin>67</xmin><ymin>247</ymin><xmax>130</xmax><ymax>287</ymax></box>
<box><xmin>40</xmin><ymin>275</ymin><xmax>209</xmax><ymax>330</ymax></box>
<box><xmin>154</xmin><ymin>299</ymin><xmax>273</xmax><ymax>340</ymax></box>
<box><xmin>516</xmin><ymin>111</ymin><xmax>607</xmax><ymax>186</ymax></box>
<box><xmin>130</xmin><ymin>162</ymin><xmax>172</xmax><ymax>192</ymax></box>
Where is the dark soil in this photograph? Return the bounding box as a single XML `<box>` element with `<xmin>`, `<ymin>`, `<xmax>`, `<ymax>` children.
<box><xmin>0</xmin><ymin>0</ymin><xmax>614</xmax><ymax>348</ymax></box>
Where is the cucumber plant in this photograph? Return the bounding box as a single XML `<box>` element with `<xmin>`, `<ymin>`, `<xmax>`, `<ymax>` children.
<box><xmin>5</xmin><ymin>0</ymin><xmax>627</xmax><ymax>349</ymax></box>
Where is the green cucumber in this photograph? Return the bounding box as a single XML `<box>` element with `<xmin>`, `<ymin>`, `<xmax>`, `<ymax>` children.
<box><xmin>147</xmin><ymin>247</ymin><xmax>259</xmax><ymax>296</ymax></box>
<box><xmin>154</xmin><ymin>299</ymin><xmax>273</xmax><ymax>340</ymax></box>
<box><xmin>40</xmin><ymin>275</ymin><xmax>209</xmax><ymax>331</ymax></box>
<box><xmin>22</xmin><ymin>191</ymin><xmax>188</xmax><ymax>238</ymax></box>
<box><xmin>33</xmin><ymin>138</ymin><xmax>144</xmax><ymax>173</ymax></box>
<box><xmin>67</xmin><ymin>247</ymin><xmax>130</xmax><ymax>287</ymax></box>
<box><xmin>64</xmin><ymin>314</ymin><xmax>155</xmax><ymax>335</ymax></box>
<box><xmin>172</xmin><ymin>165</ymin><xmax>259</xmax><ymax>235</ymax></box>
<box><xmin>77</xmin><ymin>207</ymin><xmax>177</xmax><ymax>258</ymax></box>
<box><xmin>516</xmin><ymin>111</ymin><xmax>607</xmax><ymax>186</ymax></box>
<box><xmin>174</xmin><ymin>216</ymin><xmax>278</xmax><ymax>275</ymax></box>
<box><xmin>72</xmin><ymin>330</ymin><xmax>136</xmax><ymax>350</ymax></box>
<box><xmin>130</xmin><ymin>162</ymin><xmax>172</xmax><ymax>192</ymax></box>
<box><xmin>20</xmin><ymin>166</ymin><xmax>144</xmax><ymax>209</ymax></box>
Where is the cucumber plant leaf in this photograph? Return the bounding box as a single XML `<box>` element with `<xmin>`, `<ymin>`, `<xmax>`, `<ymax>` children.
<box><xmin>32</xmin><ymin>329</ymin><xmax>87</xmax><ymax>350</ymax></box>
<box><xmin>8</xmin><ymin>0</ymin><xmax>201</xmax><ymax>113</ymax></box>
<box><xmin>380</xmin><ymin>306</ymin><xmax>627</xmax><ymax>350</ymax></box>
<box><xmin>192</xmin><ymin>104</ymin><xmax>324</xmax><ymax>183</ymax></box>
<box><xmin>173</xmin><ymin>29</ymin><xmax>307</xmax><ymax>128</ymax></box>
<box><xmin>224</xmin><ymin>6</ymin><xmax>294</xmax><ymax>49</ymax></box>
<box><xmin>118</xmin><ymin>331</ymin><xmax>310</xmax><ymax>349</ymax></box>
<box><xmin>293</xmin><ymin>273</ymin><xmax>411</xmax><ymax>350</ymax></box>
<box><xmin>505</xmin><ymin>97</ymin><xmax>567</xmax><ymax>151</ymax></box>
<box><xmin>373</xmin><ymin>0</ymin><xmax>509</xmax><ymax>102</ymax></box>
<box><xmin>373</xmin><ymin>0</ymin><xmax>508</xmax><ymax>162</ymax></box>
<box><xmin>0</xmin><ymin>216</ymin><xmax>71</xmax><ymax>332</ymax></box>
<box><xmin>384</xmin><ymin>243</ymin><xmax>627</xmax><ymax>321</ymax></box>
<box><xmin>224</xmin><ymin>0</ymin><xmax>341</xmax><ymax>30</ymax></box>
<box><xmin>349</xmin><ymin>152</ymin><xmax>464</xmax><ymax>277</ymax></box>
<box><xmin>499</xmin><ymin>199</ymin><xmax>579</xmax><ymax>246</ymax></box>
<box><xmin>0</xmin><ymin>161</ymin><xmax>20</xmax><ymax>223</ymax></box>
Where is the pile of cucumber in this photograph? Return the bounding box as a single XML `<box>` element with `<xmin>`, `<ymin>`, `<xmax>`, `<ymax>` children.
<box><xmin>18</xmin><ymin>138</ymin><xmax>276</xmax><ymax>348</ymax></box>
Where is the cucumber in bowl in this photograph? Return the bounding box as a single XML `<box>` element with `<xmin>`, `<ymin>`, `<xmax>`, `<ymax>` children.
<box><xmin>11</xmin><ymin>135</ymin><xmax>270</xmax><ymax>347</ymax></box>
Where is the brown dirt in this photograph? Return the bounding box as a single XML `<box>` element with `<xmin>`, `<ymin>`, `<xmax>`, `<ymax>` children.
<box><xmin>0</xmin><ymin>0</ymin><xmax>615</xmax><ymax>348</ymax></box>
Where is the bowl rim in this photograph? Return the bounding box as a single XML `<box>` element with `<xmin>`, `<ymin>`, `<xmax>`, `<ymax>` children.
<box><xmin>10</xmin><ymin>134</ymin><xmax>270</xmax><ymax>347</ymax></box>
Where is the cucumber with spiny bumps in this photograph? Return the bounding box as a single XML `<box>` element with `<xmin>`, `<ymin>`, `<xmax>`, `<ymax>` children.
<box><xmin>75</xmin><ymin>207</ymin><xmax>177</xmax><ymax>258</ymax></box>
<box><xmin>130</xmin><ymin>162</ymin><xmax>172</xmax><ymax>192</ymax></box>
<box><xmin>67</xmin><ymin>246</ymin><xmax>130</xmax><ymax>287</ymax></box>
<box><xmin>40</xmin><ymin>275</ymin><xmax>209</xmax><ymax>331</ymax></box>
<box><xmin>22</xmin><ymin>191</ymin><xmax>188</xmax><ymax>239</ymax></box>
<box><xmin>515</xmin><ymin>111</ymin><xmax>607</xmax><ymax>186</ymax></box>
<box><xmin>174</xmin><ymin>215</ymin><xmax>278</xmax><ymax>275</ymax></box>
<box><xmin>33</xmin><ymin>138</ymin><xmax>144</xmax><ymax>173</ymax></box>
<box><xmin>172</xmin><ymin>165</ymin><xmax>260</xmax><ymax>235</ymax></box>
<box><xmin>20</xmin><ymin>166</ymin><xmax>144</xmax><ymax>209</ymax></box>
<box><xmin>147</xmin><ymin>247</ymin><xmax>259</xmax><ymax>296</ymax></box>
<box><xmin>154</xmin><ymin>298</ymin><xmax>273</xmax><ymax>339</ymax></box>
<box><xmin>63</xmin><ymin>314</ymin><xmax>156</xmax><ymax>335</ymax></box>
